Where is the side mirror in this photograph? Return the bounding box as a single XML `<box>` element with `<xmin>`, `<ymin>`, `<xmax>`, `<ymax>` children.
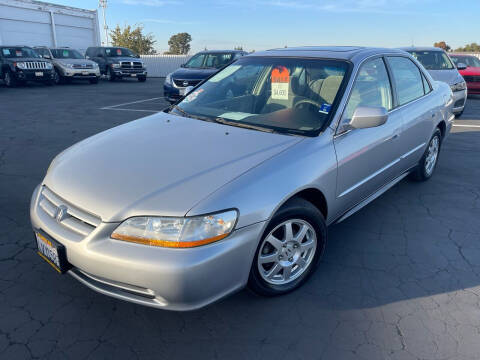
<box><xmin>456</xmin><ymin>62</ymin><xmax>467</xmax><ymax>70</ymax></box>
<box><xmin>180</xmin><ymin>63</ymin><xmax>186</xmax><ymax>68</ymax></box>
<box><xmin>349</xmin><ymin>106</ymin><xmax>388</xmax><ymax>129</ymax></box>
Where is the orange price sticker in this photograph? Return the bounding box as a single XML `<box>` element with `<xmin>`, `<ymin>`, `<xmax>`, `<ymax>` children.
<box><xmin>271</xmin><ymin>66</ymin><xmax>289</xmax><ymax>100</ymax></box>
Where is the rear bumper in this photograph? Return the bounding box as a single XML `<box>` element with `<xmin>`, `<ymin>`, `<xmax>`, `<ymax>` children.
<box><xmin>30</xmin><ymin>184</ymin><xmax>263</xmax><ymax>311</ymax></box>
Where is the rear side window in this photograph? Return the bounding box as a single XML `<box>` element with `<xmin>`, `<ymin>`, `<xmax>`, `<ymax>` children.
<box><xmin>387</xmin><ymin>57</ymin><xmax>425</xmax><ymax>106</ymax></box>
<box><xmin>342</xmin><ymin>58</ymin><xmax>393</xmax><ymax>122</ymax></box>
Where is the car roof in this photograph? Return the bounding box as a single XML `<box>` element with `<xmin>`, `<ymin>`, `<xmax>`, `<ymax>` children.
<box><xmin>196</xmin><ymin>50</ymin><xmax>245</xmax><ymax>54</ymax></box>
<box><xmin>249</xmin><ymin>46</ymin><xmax>406</xmax><ymax>61</ymax></box>
<box><xmin>449</xmin><ymin>53</ymin><xmax>473</xmax><ymax>57</ymax></box>
<box><xmin>399</xmin><ymin>46</ymin><xmax>445</xmax><ymax>52</ymax></box>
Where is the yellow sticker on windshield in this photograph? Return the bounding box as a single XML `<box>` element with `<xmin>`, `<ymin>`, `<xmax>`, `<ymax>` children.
<box><xmin>271</xmin><ymin>66</ymin><xmax>289</xmax><ymax>100</ymax></box>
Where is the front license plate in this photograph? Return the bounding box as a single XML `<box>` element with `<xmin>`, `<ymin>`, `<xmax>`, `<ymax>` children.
<box><xmin>130</xmin><ymin>73</ymin><xmax>137</xmax><ymax>77</ymax></box>
<box><xmin>35</xmin><ymin>232</ymin><xmax>70</xmax><ymax>273</ymax></box>
<box><xmin>35</xmin><ymin>72</ymin><xmax>43</xmax><ymax>77</ymax></box>
<box><xmin>82</xmin><ymin>71</ymin><xmax>89</xmax><ymax>75</ymax></box>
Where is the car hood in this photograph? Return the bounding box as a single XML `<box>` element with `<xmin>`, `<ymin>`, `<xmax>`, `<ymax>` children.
<box><xmin>460</xmin><ymin>67</ymin><xmax>480</xmax><ymax>76</ymax></box>
<box><xmin>54</xmin><ymin>59</ymin><xmax>97</xmax><ymax>66</ymax></box>
<box><xmin>427</xmin><ymin>69</ymin><xmax>463</xmax><ymax>85</ymax></box>
<box><xmin>172</xmin><ymin>67</ymin><xmax>218</xmax><ymax>80</ymax></box>
<box><xmin>44</xmin><ymin>112</ymin><xmax>302</xmax><ymax>222</ymax></box>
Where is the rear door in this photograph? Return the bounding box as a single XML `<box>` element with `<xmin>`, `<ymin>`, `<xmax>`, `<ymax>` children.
<box><xmin>333</xmin><ymin>57</ymin><xmax>403</xmax><ymax>211</ymax></box>
<box><xmin>386</xmin><ymin>56</ymin><xmax>434</xmax><ymax>171</ymax></box>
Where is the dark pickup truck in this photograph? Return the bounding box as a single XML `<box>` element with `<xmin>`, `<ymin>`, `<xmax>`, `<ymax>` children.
<box><xmin>1</xmin><ymin>46</ymin><xmax>55</xmax><ymax>87</ymax></box>
<box><xmin>85</xmin><ymin>46</ymin><xmax>147</xmax><ymax>82</ymax></box>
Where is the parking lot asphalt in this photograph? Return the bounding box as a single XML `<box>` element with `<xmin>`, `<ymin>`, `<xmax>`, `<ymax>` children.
<box><xmin>1</xmin><ymin>78</ymin><xmax>480</xmax><ymax>360</ymax></box>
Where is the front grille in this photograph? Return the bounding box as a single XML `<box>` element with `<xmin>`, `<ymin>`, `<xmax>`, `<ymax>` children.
<box><xmin>463</xmin><ymin>75</ymin><xmax>480</xmax><ymax>83</ymax></box>
<box><xmin>72</xmin><ymin>64</ymin><xmax>93</xmax><ymax>69</ymax></box>
<box><xmin>173</xmin><ymin>79</ymin><xmax>202</xmax><ymax>88</ymax></box>
<box><xmin>120</xmin><ymin>61</ymin><xmax>143</xmax><ymax>69</ymax></box>
<box><xmin>24</xmin><ymin>61</ymin><xmax>48</xmax><ymax>70</ymax></box>
<box><xmin>38</xmin><ymin>186</ymin><xmax>101</xmax><ymax>238</ymax></box>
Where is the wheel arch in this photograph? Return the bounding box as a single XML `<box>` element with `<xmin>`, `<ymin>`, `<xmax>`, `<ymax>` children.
<box><xmin>436</xmin><ymin>120</ymin><xmax>446</xmax><ymax>139</ymax></box>
<box><xmin>278</xmin><ymin>187</ymin><xmax>328</xmax><ymax>220</ymax></box>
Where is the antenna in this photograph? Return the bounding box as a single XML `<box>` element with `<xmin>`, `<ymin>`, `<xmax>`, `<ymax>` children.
<box><xmin>99</xmin><ymin>0</ymin><xmax>108</xmax><ymax>46</ymax></box>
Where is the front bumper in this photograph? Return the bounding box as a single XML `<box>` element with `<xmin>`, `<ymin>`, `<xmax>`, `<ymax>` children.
<box><xmin>59</xmin><ymin>67</ymin><xmax>100</xmax><ymax>79</ymax></box>
<box><xmin>30</xmin><ymin>185</ymin><xmax>263</xmax><ymax>311</ymax></box>
<box><xmin>163</xmin><ymin>82</ymin><xmax>184</xmax><ymax>103</ymax></box>
<box><xmin>113</xmin><ymin>68</ymin><xmax>147</xmax><ymax>78</ymax></box>
<box><xmin>15</xmin><ymin>69</ymin><xmax>54</xmax><ymax>82</ymax></box>
<box><xmin>452</xmin><ymin>89</ymin><xmax>467</xmax><ymax>113</ymax></box>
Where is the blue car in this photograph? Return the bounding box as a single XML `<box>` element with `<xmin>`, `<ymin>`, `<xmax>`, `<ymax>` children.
<box><xmin>164</xmin><ymin>50</ymin><xmax>247</xmax><ymax>103</ymax></box>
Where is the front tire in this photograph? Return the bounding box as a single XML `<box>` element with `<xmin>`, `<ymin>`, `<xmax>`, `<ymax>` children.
<box><xmin>4</xmin><ymin>71</ymin><xmax>17</xmax><ymax>87</ymax></box>
<box><xmin>248</xmin><ymin>197</ymin><xmax>327</xmax><ymax>296</ymax></box>
<box><xmin>107</xmin><ymin>67</ymin><xmax>116</xmax><ymax>82</ymax></box>
<box><xmin>409</xmin><ymin>129</ymin><xmax>442</xmax><ymax>182</ymax></box>
<box><xmin>53</xmin><ymin>68</ymin><xmax>63</xmax><ymax>85</ymax></box>
<box><xmin>89</xmin><ymin>77</ymin><xmax>99</xmax><ymax>84</ymax></box>
<box><xmin>137</xmin><ymin>76</ymin><xmax>147</xmax><ymax>82</ymax></box>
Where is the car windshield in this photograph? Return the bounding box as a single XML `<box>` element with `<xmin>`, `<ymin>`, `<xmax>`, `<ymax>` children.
<box><xmin>105</xmin><ymin>47</ymin><xmax>136</xmax><ymax>57</ymax></box>
<box><xmin>184</xmin><ymin>52</ymin><xmax>234</xmax><ymax>69</ymax></box>
<box><xmin>171</xmin><ymin>57</ymin><xmax>349</xmax><ymax>136</ymax></box>
<box><xmin>51</xmin><ymin>49</ymin><xmax>84</xmax><ymax>59</ymax></box>
<box><xmin>1</xmin><ymin>47</ymin><xmax>39</xmax><ymax>58</ymax></box>
<box><xmin>450</xmin><ymin>55</ymin><xmax>480</xmax><ymax>68</ymax></box>
<box><xmin>409</xmin><ymin>51</ymin><xmax>454</xmax><ymax>70</ymax></box>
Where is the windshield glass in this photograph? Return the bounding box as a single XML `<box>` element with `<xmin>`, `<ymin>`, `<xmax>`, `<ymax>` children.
<box><xmin>409</xmin><ymin>51</ymin><xmax>454</xmax><ymax>70</ymax></box>
<box><xmin>184</xmin><ymin>52</ymin><xmax>234</xmax><ymax>69</ymax></box>
<box><xmin>1</xmin><ymin>47</ymin><xmax>39</xmax><ymax>58</ymax></box>
<box><xmin>450</xmin><ymin>55</ymin><xmax>480</xmax><ymax>68</ymax></box>
<box><xmin>51</xmin><ymin>49</ymin><xmax>84</xmax><ymax>59</ymax></box>
<box><xmin>171</xmin><ymin>57</ymin><xmax>349</xmax><ymax>136</ymax></box>
<box><xmin>105</xmin><ymin>47</ymin><xmax>135</xmax><ymax>57</ymax></box>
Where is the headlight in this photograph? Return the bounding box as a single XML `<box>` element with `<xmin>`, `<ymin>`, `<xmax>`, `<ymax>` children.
<box><xmin>165</xmin><ymin>73</ymin><xmax>172</xmax><ymax>84</ymax></box>
<box><xmin>58</xmin><ymin>62</ymin><xmax>72</xmax><ymax>68</ymax></box>
<box><xmin>111</xmin><ymin>63</ymin><xmax>121</xmax><ymax>68</ymax></box>
<box><xmin>15</xmin><ymin>62</ymin><xmax>26</xmax><ymax>69</ymax></box>
<box><xmin>451</xmin><ymin>81</ymin><xmax>466</xmax><ymax>92</ymax></box>
<box><xmin>92</xmin><ymin>63</ymin><xmax>99</xmax><ymax>68</ymax></box>
<box><xmin>45</xmin><ymin>62</ymin><xmax>53</xmax><ymax>69</ymax></box>
<box><xmin>111</xmin><ymin>210</ymin><xmax>238</xmax><ymax>248</ymax></box>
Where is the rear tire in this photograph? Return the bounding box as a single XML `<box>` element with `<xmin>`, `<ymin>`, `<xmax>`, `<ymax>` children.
<box><xmin>248</xmin><ymin>197</ymin><xmax>327</xmax><ymax>296</ymax></box>
<box><xmin>409</xmin><ymin>129</ymin><xmax>442</xmax><ymax>182</ymax></box>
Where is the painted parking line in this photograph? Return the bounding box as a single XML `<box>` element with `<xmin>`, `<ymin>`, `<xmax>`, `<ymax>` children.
<box><xmin>101</xmin><ymin>97</ymin><xmax>165</xmax><ymax>110</ymax></box>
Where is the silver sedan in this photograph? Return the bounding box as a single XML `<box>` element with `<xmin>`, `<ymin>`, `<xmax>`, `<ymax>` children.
<box><xmin>30</xmin><ymin>46</ymin><xmax>454</xmax><ymax>310</ymax></box>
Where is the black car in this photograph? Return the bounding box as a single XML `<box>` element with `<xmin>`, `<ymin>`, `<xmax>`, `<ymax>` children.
<box><xmin>85</xmin><ymin>46</ymin><xmax>147</xmax><ymax>82</ymax></box>
<box><xmin>163</xmin><ymin>50</ymin><xmax>247</xmax><ymax>103</ymax></box>
<box><xmin>0</xmin><ymin>46</ymin><xmax>55</xmax><ymax>87</ymax></box>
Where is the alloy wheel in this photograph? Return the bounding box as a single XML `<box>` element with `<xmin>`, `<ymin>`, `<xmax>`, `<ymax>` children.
<box><xmin>257</xmin><ymin>219</ymin><xmax>317</xmax><ymax>285</ymax></box>
<box><xmin>425</xmin><ymin>135</ymin><xmax>439</xmax><ymax>176</ymax></box>
<box><xmin>5</xmin><ymin>72</ymin><xmax>11</xmax><ymax>86</ymax></box>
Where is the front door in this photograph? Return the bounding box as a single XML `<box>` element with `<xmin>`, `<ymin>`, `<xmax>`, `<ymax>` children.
<box><xmin>333</xmin><ymin>57</ymin><xmax>403</xmax><ymax>214</ymax></box>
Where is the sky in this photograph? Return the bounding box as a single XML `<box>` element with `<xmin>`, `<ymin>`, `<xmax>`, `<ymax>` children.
<box><xmin>50</xmin><ymin>0</ymin><xmax>480</xmax><ymax>53</ymax></box>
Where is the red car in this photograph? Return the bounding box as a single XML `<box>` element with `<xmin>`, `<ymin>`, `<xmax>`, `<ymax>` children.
<box><xmin>449</xmin><ymin>54</ymin><xmax>480</xmax><ymax>94</ymax></box>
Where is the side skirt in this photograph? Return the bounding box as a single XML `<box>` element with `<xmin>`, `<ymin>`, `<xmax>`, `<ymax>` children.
<box><xmin>334</xmin><ymin>171</ymin><xmax>410</xmax><ymax>224</ymax></box>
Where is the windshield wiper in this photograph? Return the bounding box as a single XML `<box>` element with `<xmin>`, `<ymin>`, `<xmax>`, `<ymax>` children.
<box><xmin>169</xmin><ymin>105</ymin><xmax>193</xmax><ymax>118</ymax></box>
<box><xmin>212</xmin><ymin>117</ymin><xmax>274</xmax><ymax>133</ymax></box>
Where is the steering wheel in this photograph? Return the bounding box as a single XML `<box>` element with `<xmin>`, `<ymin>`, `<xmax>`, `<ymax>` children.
<box><xmin>294</xmin><ymin>98</ymin><xmax>323</xmax><ymax>112</ymax></box>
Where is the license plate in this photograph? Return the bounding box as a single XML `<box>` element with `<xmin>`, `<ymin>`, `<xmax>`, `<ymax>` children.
<box><xmin>35</xmin><ymin>72</ymin><xmax>43</xmax><ymax>77</ymax></box>
<box><xmin>131</xmin><ymin>73</ymin><xmax>137</xmax><ymax>77</ymax></box>
<box><xmin>35</xmin><ymin>232</ymin><xmax>70</xmax><ymax>273</ymax></box>
<box><xmin>82</xmin><ymin>71</ymin><xmax>89</xmax><ymax>75</ymax></box>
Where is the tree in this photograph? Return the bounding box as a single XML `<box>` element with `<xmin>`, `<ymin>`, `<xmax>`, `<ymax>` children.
<box><xmin>166</xmin><ymin>33</ymin><xmax>192</xmax><ymax>55</ymax></box>
<box><xmin>455</xmin><ymin>43</ymin><xmax>480</xmax><ymax>52</ymax></box>
<box><xmin>110</xmin><ymin>24</ymin><xmax>156</xmax><ymax>55</ymax></box>
<box><xmin>433</xmin><ymin>41</ymin><xmax>451</xmax><ymax>52</ymax></box>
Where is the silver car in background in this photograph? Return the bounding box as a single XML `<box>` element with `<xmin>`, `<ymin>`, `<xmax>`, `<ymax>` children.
<box><xmin>34</xmin><ymin>47</ymin><xmax>100</xmax><ymax>84</ymax></box>
<box><xmin>30</xmin><ymin>46</ymin><xmax>454</xmax><ymax>311</ymax></box>
<box><xmin>401</xmin><ymin>47</ymin><xmax>467</xmax><ymax>116</ymax></box>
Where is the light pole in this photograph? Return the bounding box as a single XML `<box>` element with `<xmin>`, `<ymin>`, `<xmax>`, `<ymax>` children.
<box><xmin>99</xmin><ymin>0</ymin><xmax>108</xmax><ymax>46</ymax></box>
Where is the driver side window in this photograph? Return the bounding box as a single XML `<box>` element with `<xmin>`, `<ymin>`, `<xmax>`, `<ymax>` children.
<box><xmin>342</xmin><ymin>58</ymin><xmax>393</xmax><ymax>124</ymax></box>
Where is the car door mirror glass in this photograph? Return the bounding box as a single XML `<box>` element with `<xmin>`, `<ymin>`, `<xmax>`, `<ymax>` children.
<box><xmin>456</xmin><ymin>62</ymin><xmax>467</xmax><ymax>70</ymax></box>
<box><xmin>349</xmin><ymin>106</ymin><xmax>388</xmax><ymax>129</ymax></box>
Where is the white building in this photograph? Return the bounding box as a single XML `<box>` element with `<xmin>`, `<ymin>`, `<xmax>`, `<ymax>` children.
<box><xmin>0</xmin><ymin>0</ymin><xmax>101</xmax><ymax>53</ymax></box>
